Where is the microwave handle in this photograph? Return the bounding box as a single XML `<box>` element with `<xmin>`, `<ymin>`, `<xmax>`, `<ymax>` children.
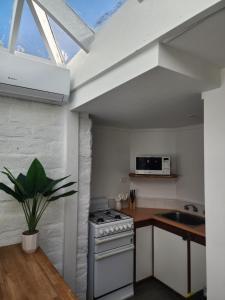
<box><xmin>95</xmin><ymin>245</ymin><xmax>134</xmax><ymax>261</ymax></box>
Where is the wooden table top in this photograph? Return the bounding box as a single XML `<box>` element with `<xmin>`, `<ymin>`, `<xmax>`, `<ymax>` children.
<box><xmin>0</xmin><ymin>244</ymin><xmax>78</xmax><ymax>300</ymax></box>
<box><xmin>121</xmin><ymin>207</ymin><xmax>205</xmax><ymax>238</ymax></box>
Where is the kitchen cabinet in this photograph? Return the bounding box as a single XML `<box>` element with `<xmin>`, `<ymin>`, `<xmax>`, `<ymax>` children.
<box><xmin>191</xmin><ymin>241</ymin><xmax>206</xmax><ymax>294</ymax></box>
<box><xmin>154</xmin><ymin>227</ymin><xmax>206</xmax><ymax>297</ymax></box>
<box><xmin>136</xmin><ymin>225</ymin><xmax>152</xmax><ymax>282</ymax></box>
<box><xmin>154</xmin><ymin>227</ymin><xmax>188</xmax><ymax>297</ymax></box>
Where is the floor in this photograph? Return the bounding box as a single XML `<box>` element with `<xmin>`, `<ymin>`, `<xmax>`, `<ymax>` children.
<box><xmin>129</xmin><ymin>278</ymin><xmax>205</xmax><ymax>300</ymax></box>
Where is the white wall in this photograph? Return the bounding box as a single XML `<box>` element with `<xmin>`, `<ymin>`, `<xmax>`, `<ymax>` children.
<box><xmin>92</xmin><ymin>125</ymin><xmax>204</xmax><ymax>206</ymax></box>
<box><xmin>91</xmin><ymin>126</ymin><xmax>130</xmax><ymax>200</ymax></box>
<box><xmin>0</xmin><ymin>96</ymin><xmax>66</xmax><ymax>273</ymax></box>
<box><xmin>176</xmin><ymin>125</ymin><xmax>204</xmax><ymax>204</ymax></box>
<box><xmin>69</xmin><ymin>0</ymin><xmax>223</xmax><ymax>90</ymax></box>
<box><xmin>130</xmin><ymin>129</ymin><xmax>177</xmax><ymax>200</ymax></box>
<box><xmin>130</xmin><ymin>126</ymin><xmax>204</xmax><ymax>204</ymax></box>
<box><xmin>0</xmin><ymin>97</ymin><xmax>91</xmax><ymax>297</ymax></box>
<box><xmin>63</xmin><ymin>110</ymin><xmax>79</xmax><ymax>291</ymax></box>
<box><xmin>203</xmin><ymin>68</ymin><xmax>225</xmax><ymax>299</ymax></box>
<box><xmin>75</xmin><ymin>114</ymin><xmax>92</xmax><ymax>300</ymax></box>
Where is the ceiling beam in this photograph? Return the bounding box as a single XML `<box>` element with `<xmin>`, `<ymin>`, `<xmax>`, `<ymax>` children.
<box><xmin>33</xmin><ymin>0</ymin><xmax>94</xmax><ymax>52</ymax></box>
<box><xmin>27</xmin><ymin>0</ymin><xmax>63</xmax><ymax>65</ymax></box>
<box><xmin>8</xmin><ymin>0</ymin><xmax>24</xmax><ymax>53</ymax></box>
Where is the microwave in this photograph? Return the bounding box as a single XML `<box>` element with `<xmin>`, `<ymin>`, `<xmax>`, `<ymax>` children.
<box><xmin>135</xmin><ymin>155</ymin><xmax>171</xmax><ymax>175</ymax></box>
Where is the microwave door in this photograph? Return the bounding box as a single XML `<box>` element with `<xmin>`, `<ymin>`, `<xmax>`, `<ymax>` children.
<box><xmin>136</xmin><ymin>157</ymin><xmax>163</xmax><ymax>174</ymax></box>
<box><xmin>136</xmin><ymin>157</ymin><xmax>148</xmax><ymax>171</ymax></box>
<box><xmin>150</xmin><ymin>157</ymin><xmax>162</xmax><ymax>171</ymax></box>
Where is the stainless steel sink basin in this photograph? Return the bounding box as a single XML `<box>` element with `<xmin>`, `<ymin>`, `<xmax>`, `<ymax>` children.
<box><xmin>158</xmin><ymin>211</ymin><xmax>205</xmax><ymax>226</ymax></box>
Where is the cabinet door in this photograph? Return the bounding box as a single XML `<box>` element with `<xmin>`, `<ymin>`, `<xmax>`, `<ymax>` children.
<box><xmin>136</xmin><ymin>226</ymin><xmax>152</xmax><ymax>282</ymax></box>
<box><xmin>154</xmin><ymin>227</ymin><xmax>188</xmax><ymax>297</ymax></box>
<box><xmin>191</xmin><ymin>242</ymin><xmax>206</xmax><ymax>294</ymax></box>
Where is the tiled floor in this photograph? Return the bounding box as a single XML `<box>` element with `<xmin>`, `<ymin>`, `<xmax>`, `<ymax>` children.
<box><xmin>129</xmin><ymin>278</ymin><xmax>205</xmax><ymax>300</ymax></box>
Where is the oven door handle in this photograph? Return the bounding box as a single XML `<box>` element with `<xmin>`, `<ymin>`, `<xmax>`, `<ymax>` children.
<box><xmin>95</xmin><ymin>231</ymin><xmax>134</xmax><ymax>245</ymax></box>
<box><xmin>95</xmin><ymin>245</ymin><xmax>134</xmax><ymax>261</ymax></box>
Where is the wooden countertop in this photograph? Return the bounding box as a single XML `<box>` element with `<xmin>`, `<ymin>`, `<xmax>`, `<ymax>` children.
<box><xmin>0</xmin><ymin>244</ymin><xmax>78</xmax><ymax>300</ymax></box>
<box><xmin>121</xmin><ymin>207</ymin><xmax>205</xmax><ymax>244</ymax></box>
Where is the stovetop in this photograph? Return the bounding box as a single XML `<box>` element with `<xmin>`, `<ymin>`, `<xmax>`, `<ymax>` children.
<box><xmin>89</xmin><ymin>209</ymin><xmax>130</xmax><ymax>225</ymax></box>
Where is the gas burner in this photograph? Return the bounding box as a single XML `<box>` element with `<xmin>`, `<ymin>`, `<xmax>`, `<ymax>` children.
<box><xmin>89</xmin><ymin>209</ymin><xmax>130</xmax><ymax>224</ymax></box>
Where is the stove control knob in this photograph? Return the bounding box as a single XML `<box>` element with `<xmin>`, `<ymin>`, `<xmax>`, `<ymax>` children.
<box><xmin>109</xmin><ymin>227</ymin><xmax>114</xmax><ymax>233</ymax></box>
<box><xmin>127</xmin><ymin>224</ymin><xmax>132</xmax><ymax>229</ymax></box>
<box><xmin>99</xmin><ymin>229</ymin><xmax>104</xmax><ymax>236</ymax></box>
<box><xmin>115</xmin><ymin>226</ymin><xmax>119</xmax><ymax>232</ymax></box>
<box><xmin>119</xmin><ymin>225</ymin><xmax>123</xmax><ymax>231</ymax></box>
<box><xmin>123</xmin><ymin>224</ymin><xmax>127</xmax><ymax>230</ymax></box>
<box><xmin>104</xmin><ymin>228</ymin><xmax>109</xmax><ymax>235</ymax></box>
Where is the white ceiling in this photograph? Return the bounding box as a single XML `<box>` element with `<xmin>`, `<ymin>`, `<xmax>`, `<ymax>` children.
<box><xmin>77</xmin><ymin>8</ymin><xmax>225</xmax><ymax>129</ymax></box>
<box><xmin>167</xmin><ymin>8</ymin><xmax>225</xmax><ymax>67</ymax></box>
<box><xmin>78</xmin><ymin>67</ymin><xmax>203</xmax><ymax>128</ymax></box>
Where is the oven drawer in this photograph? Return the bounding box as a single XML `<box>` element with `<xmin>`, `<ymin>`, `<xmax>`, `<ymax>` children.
<box><xmin>95</xmin><ymin>231</ymin><xmax>134</xmax><ymax>253</ymax></box>
<box><xmin>94</xmin><ymin>244</ymin><xmax>134</xmax><ymax>298</ymax></box>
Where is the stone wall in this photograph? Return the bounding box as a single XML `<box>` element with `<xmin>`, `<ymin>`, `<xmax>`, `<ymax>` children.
<box><xmin>75</xmin><ymin>113</ymin><xmax>92</xmax><ymax>300</ymax></box>
<box><xmin>0</xmin><ymin>96</ymin><xmax>66</xmax><ymax>273</ymax></box>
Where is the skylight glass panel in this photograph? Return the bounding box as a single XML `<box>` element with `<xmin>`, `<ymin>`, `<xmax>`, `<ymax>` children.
<box><xmin>66</xmin><ymin>0</ymin><xmax>127</xmax><ymax>29</ymax></box>
<box><xmin>15</xmin><ymin>0</ymin><xmax>49</xmax><ymax>59</ymax></box>
<box><xmin>48</xmin><ymin>17</ymin><xmax>80</xmax><ymax>63</ymax></box>
<box><xmin>0</xmin><ymin>0</ymin><xmax>14</xmax><ymax>48</ymax></box>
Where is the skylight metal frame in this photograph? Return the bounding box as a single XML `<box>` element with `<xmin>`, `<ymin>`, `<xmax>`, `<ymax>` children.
<box><xmin>33</xmin><ymin>0</ymin><xmax>94</xmax><ymax>52</ymax></box>
<box><xmin>27</xmin><ymin>0</ymin><xmax>64</xmax><ymax>65</ymax></box>
<box><xmin>8</xmin><ymin>0</ymin><xmax>24</xmax><ymax>53</ymax></box>
<box><xmin>6</xmin><ymin>0</ymin><xmax>95</xmax><ymax>65</ymax></box>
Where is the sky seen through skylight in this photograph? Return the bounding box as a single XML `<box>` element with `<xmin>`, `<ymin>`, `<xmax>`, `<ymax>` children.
<box><xmin>0</xmin><ymin>0</ymin><xmax>126</xmax><ymax>63</ymax></box>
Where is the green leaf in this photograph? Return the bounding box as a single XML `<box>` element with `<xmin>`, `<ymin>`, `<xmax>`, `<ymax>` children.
<box><xmin>43</xmin><ymin>175</ymin><xmax>70</xmax><ymax>195</ymax></box>
<box><xmin>26</xmin><ymin>159</ymin><xmax>48</xmax><ymax>197</ymax></box>
<box><xmin>2</xmin><ymin>169</ymin><xmax>27</xmax><ymax>197</ymax></box>
<box><xmin>0</xmin><ymin>182</ymin><xmax>23</xmax><ymax>202</ymax></box>
<box><xmin>48</xmin><ymin>190</ymin><xmax>77</xmax><ymax>202</ymax></box>
<box><xmin>44</xmin><ymin>181</ymin><xmax>76</xmax><ymax>196</ymax></box>
<box><xmin>15</xmin><ymin>173</ymin><xmax>27</xmax><ymax>196</ymax></box>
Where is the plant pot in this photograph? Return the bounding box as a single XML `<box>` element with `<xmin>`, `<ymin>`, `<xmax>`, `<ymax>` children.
<box><xmin>22</xmin><ymin>230</ymin><xmax>39</xmax><ymax>254</ymax></box>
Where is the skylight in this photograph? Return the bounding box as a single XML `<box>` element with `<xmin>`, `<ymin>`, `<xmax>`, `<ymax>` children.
<box><xmin>66</xmin><ymin>0</ymin><xmax>127</xmax><ymax>29</ymax></box>
<box><xmin>16</xmin><ymin>0</ymin><xmax>49</xmax><ymax>59</ymax></box>
<box><xmin>48</xmin><ymin>17</ymin><xmax>80</xmax><ymax>63</ymax></box>
<box><xmin>0</xmin><ymin>0</ymin><xmax>126</xmax><ymax>64</ymax></box>
<box><xmin>0</xmin><ymin>0</ymin><xmax>14</xmax><ymax>48</ymax></box>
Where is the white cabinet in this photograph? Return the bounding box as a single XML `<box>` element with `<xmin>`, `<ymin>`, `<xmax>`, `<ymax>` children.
<box><xmin>191</xmin><ymin>241</ymin><xmax>206</xmax><ymax>294</ymax></box>
<box><xmin>154</xmin><ymin>227</ymin><xmax>206</xmax><ymax>297</ymax></box>
<box><xmin>136</xmin><ymin>226</ymin><xmax>152</xmax><ymax>281</ymax></box>
<box><xmin>154</xmin><ymin>227</ymin><xmax>188</xmax><ymax>297</ymax></box>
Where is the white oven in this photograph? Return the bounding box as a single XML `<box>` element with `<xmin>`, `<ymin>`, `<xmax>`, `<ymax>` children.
<box><xmin>94</xmin><ymin>242</ymin><xmax>134</xmax><ymax>298</ymax></box>
<box><xmin>88</xmin><ymin>209</ymin><xmax>134</xmax><ymax>300</ymax></box>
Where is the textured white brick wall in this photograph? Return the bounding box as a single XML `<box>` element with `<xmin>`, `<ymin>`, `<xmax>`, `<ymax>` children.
<box><xmin>0</xmin><ymin>96</ymin><xmax>66</xmax><ymax>273</ymax></box>
<box><xmin>75</xmin><ymin>113</ymin><xmax>92</xmax><ymax>300</ymax></box>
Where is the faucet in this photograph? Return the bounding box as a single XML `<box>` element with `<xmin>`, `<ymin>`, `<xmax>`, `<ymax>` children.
<box><xmin>184</xmin><ymin>204</ymin><xmax>198</xmax><ymax>213</ymax></box>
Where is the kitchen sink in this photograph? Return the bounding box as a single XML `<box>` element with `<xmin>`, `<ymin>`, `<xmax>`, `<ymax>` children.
<box><xmin>158</xmin><ymin>211</ymin><xmax>205</xmax><ymax>226</ymax></box>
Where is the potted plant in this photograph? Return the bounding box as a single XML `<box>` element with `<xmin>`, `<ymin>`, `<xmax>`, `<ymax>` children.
<box><xmin>0</xmin><ymin>158</ymin><xmax>76</xmax><ymax>253</ymax></box>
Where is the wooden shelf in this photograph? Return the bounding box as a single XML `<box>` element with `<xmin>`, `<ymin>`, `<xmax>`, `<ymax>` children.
<box><xmin>129</xmin><ymin>173</ymin><xmax>178</xmax><ymax>179</ymax></box>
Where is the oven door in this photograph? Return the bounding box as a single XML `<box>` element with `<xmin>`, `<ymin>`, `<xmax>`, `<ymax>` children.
<box><xmin>94</xmin><ymin>244</ymin><xmax>134</xmax><ymax>298</ymax></box>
